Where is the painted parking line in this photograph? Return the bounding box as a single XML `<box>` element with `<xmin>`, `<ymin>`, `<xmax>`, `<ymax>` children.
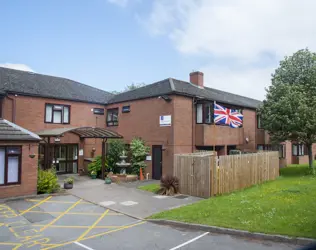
<box><xmin>39</xmin><ymin>199</ymin><xmax>82</xmax><ymax>232</ymax></box>
<box><xmin>169</xmin><ymin>232</ymin><xmax>209</xmax><ymax>250</ymax></box>
<box><xmin>18</xmin><ymin>210</ymin><xmax>123</xmax><ymax>216</ymax></box>
<box><xmin>74</xmin><ymin>241</ymin><xmax>95</xmax><ymax>250</ymax></box>
<box><xmin>26</xmin><ymin>199</ymin><xmax>90</xmax><ymax>204</ymax></box>
<box><xmin>19</xmin><ymin>196</ymin><xmax>52</xmax><ymax>215</ymax></box>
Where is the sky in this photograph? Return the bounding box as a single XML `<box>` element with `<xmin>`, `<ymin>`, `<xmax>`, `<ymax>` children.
<box><xmin>1</xmin><ymin>0</ymin><xmax>316</xmax><ymax>100</ymax></box>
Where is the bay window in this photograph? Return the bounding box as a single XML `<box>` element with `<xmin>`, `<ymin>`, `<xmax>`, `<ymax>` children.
<box><xmin>45</xmin><ymin>104</ymin><xmax>70</xmax><ymax>124</ymax></box>
<box><xmin>0</xmin><ymin>146</ymin><xmax>21</xmax><ymax>186</ymax></box>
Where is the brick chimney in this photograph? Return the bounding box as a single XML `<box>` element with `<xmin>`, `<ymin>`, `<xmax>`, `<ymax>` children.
<box><xmin>190</xmin><ymin>71</ymin><xmax>204</xmax><ymax>88</ymax></box>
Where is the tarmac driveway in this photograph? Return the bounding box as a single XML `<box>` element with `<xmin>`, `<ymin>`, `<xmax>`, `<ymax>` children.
<box><xmin>60</xmin><ymin>175</ymin><xmax>202</xmax><ymax>219</ymax></box>
<box><xmin>0</xmin><ymin>195</ymin><xmax>296</xmax><ymax>250</ymax></box>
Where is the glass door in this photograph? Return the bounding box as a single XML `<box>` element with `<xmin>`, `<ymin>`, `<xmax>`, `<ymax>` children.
<box><xmin>54</xmin><ymin>144</ymin><xmax>78</xmax><ymax>173</ymax></box>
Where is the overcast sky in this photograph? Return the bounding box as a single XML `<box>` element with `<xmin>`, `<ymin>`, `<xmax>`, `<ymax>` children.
<box><xmin>1</xmin><ymin>0</ymin><xmax>315</xmax><ymax>100</ymax></box>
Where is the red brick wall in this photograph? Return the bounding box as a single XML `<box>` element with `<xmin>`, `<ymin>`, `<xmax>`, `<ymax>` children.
<box><xmin>3</xmin><ymin>95</ymin><xmax>106</xmax><ymax>132</ymax></box>
<box><xmin>0</xmin><ymin>142</ymin><xmax>38</xmax><ymax>199</ymax></box>
<box><xmin>106</xmin><ymin>96</ymin><xmax>174</xmax><ymax>178</ymax></box>
<box><xmin>243</xmin><ymin>109</ymin><xmax>256</xmax><ymax>151</ymax></box>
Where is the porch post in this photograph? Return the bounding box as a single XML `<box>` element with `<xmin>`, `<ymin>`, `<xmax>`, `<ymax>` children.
<box><xmin>101</xmin><ymin>138</ymin><xmax>106</xmax><ymax>180</ymax></box>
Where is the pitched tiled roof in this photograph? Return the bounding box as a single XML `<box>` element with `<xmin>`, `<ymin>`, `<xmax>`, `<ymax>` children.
<box><xmin>0</xmin><ymin>67</ymin><xmax>113</xmax><ymax>104</ymax></box>
<box><xmin>0</xmin><ymin>119</ymin><xmax>41</xmax><ymax>141</ymax></box>
<box><xmin>108</xmin><ymin>78</ymin><xmax>262</xmax><ymax>109</ymax></box>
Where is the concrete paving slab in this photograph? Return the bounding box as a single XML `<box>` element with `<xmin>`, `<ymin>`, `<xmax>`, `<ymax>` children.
<box><xmin>67</xmin><ymin>177</ymin><xmax>202</xmax><ymax>218</ymax></box>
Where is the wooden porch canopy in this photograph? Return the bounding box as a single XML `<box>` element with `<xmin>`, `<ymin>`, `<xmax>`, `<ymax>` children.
<box><xmin>37</xmin><ymin>127</ymin><xmax>122</xmax><ymax>177</ymax></box>
<box><xmin>37</xmin><ymin>127</ymin><xmax>122</xmax><ymax>139</ymax></box>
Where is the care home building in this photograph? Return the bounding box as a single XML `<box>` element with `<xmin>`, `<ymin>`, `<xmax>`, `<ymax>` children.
<box><xmin>0</xmin><ymin>67</ymin><xmax>311</xmax><ymax>183</ymax></box>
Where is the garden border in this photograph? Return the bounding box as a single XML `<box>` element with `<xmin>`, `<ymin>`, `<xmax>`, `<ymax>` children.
<box><xmin>147</xmin><ymin>219</ymin><xmax>316</xmax><ymax>246</ymax></box>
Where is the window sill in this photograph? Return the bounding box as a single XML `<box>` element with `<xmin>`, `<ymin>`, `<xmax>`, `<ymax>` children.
<box><xmin>0</xmin><ymin>184</ymin><xmax>21</xmax><ymax>188</ymax></box>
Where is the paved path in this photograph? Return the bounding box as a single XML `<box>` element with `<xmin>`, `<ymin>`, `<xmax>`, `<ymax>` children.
<box><xmin>0</xmin><ymin>195</ymin><xmax>298</xmax><ymax>250</ymax></box>
<box><xmin>61</xmin><ymin>175</ymin><xmax>201</xmax><ymax>218</ymax></box>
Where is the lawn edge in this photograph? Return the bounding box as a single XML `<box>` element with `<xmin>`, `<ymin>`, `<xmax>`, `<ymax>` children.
<box><xmin>147</xmin><ymin>219</ymin><xmax>316</xmax><ymax>246</ymax></box>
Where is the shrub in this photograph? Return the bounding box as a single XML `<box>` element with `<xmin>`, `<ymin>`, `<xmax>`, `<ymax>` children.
<box><xmin>106</xmin><ymin>139</ymin><xmax>126</xmax><ymax>172</ymax></box>
<box><xmin>87</xmin><ymin>156</ymin><xmax>108</xmax><ymax>176</ymax></box>
<box><xmin>37</xmin><ymin>168</ymin><xmax>60</xmax><ymax>194</ymax></box>
<box><xmin>64</xmin><ymin>177</ymin><xmax>74</xmax><ymax>184</ymax></box>
<box><xmin>157</xmin><ymin>175</ymin><xmax>179</xmax><ymax>196</ymax></box>
<box><xmin>130</xmin><ymin>138</ymin><xmax>150</xmax><ymax>175</ymax></box>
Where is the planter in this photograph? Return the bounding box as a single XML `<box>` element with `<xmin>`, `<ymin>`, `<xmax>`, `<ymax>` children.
<box><xmin>64</xmin><ymin>183</ymin><xmax>73</xmax><ymax>189</ymax></box>
<box><xmin>91</xmin><ymin>175</ymin><xmax>97</xmax><ymax>179</ymax></box>
<box><xmin>105</xmin><ymin>178</ymin><xmax>112</xmax><ymax>184</ymax></box>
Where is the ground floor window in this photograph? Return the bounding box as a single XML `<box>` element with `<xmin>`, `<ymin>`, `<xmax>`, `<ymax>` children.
<box><xmin>257</xmin><ymin>144</ymin><xmax>285</xmax><ymax>158</ymax></box>
<box><xmin>0</xmin><ymin>146</ymin><xmax>21</xmax><ymax>185</ymax></box>
<box><xmin>292</xmin><ymin>144</ymin><xmax>307</xmax><ymax>156</ymax></box>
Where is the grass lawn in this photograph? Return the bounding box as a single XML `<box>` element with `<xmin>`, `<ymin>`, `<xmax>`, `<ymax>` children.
<box><xmin>138</xmin><ymin>183</ymin><xmax>160</xmax><ymax>193</ymax></box>
<box><xmin>150</xmin><ymin>165</ymin><xmax>316</xmax><ymax>238</ymax></box>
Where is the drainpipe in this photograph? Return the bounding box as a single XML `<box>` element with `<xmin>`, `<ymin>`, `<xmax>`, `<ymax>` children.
<box><xmin>192</xmin><ymin>98</ymin><xmax>196</xmax><ymax>152</ymax></box>
<box><xmin>6</xmin><ymin>94</ymin><xmax>16</xmax><ymax>123</ymax></box>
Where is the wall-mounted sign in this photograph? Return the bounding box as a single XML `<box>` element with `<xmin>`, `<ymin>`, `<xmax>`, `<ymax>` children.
<box><xmin>79</xmin><ymin>149</ymin><xmax>84</xmax><ymax>156</ymax></box>
<box><xmin>122</xmin><ymin>105</ymin><xmax>130</xmax><ymax>113</ymax></box>
<box><xmin>93</xmin><ymin>108</ymin><xmax>104</xmax><ymax>115</ymax></box>
<box><xmin>54</xmin><ymin>137</ymin><xmax>61</xmax><ymax>142</ymax></box>
<box><xmin>159</xmin><ymin>115</ymin><xmax>171</xmax><ymax>127</ymax></box>
<box><xmin>146</xmin><ymin>155</ymin><xmax>152</xmax><ymax>161</ymax></box>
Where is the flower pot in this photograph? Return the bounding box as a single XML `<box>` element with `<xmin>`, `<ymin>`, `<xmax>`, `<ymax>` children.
<box><xmin>105</xmin><ymin>178</ymin><xmax>112</xmax><ymax>184</ymax></box>
<box><xmin>64</xmin><ymin>183</ymin><xmax>73</xmax><ymax>189</ymax></box>
<box><xmin>91</xmin><ymin>175</ymin><xmax>97</xmax><ymax>179</ymax></box>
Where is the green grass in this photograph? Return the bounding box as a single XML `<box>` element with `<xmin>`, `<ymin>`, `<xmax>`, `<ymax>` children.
<box><xmin>149</xmin><ymin>164</ymin><xmax>316</xmax><ymax>238</ymax></box>
<box><xmin>138</xmin><ymin>183</ymin><xmax>160</xmax><ymax>193</ymax></box>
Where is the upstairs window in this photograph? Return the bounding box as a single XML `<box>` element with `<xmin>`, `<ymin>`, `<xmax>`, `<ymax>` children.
<box><xmin>0</xmin><ymin>146</ymin><xmax>21</xmax><ymax>186</ymax></box>
<box><xmin>196</xmin><ymin>102</ymin><xmax>241</xmax><ymax>125</ymax></box>
<box><xmin>107</xmin><ymin>108</ymin><xmax>118</xmax><ymax>126</ymax></box>
<box><xmin>45</xmin><ymin>104</ymin><xmax>70</xmax><ymax>124</ymax></box>
<box><xmin>257</xmin><ymin>115</ymin><xmax>263</xmax><ymax>129</ymax></box>
<box><xmin>93</xmin><ymin>108</ymin><xmax>104</xmax><ymax>115</ymax></box>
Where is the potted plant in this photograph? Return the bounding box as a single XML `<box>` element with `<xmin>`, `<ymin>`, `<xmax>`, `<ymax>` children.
<box><xmin>90</xmin><ymin>171</ymin><xmax>97</xmax><ymax>179</ymax></box>
<box><xmin>64</xmin><ymin>177</ymin><xmax>74</xmax><ymax>189</ymax></box>
<box><xmin>104</xmin><ymin>172</ymin><xmax>112</xmax><ymax>184</ymax></box>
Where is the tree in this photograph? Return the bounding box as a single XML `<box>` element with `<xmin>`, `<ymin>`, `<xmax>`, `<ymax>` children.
<box><xmin>111</xmin><ymin>82</ymin><xmax>146</xmax><ymax>95</ymax></box>
<box><xmin>130</xmin><ymin>138</ymin><xmax>150</xmax><ymax>176</ymax></box>
<box><xmin>259</xmin><ymin>49</ymin><xmax>316</xmax><ymax>174</ymax></box>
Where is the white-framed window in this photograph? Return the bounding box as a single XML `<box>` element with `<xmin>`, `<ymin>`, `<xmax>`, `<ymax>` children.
<box><xmin>0</xmin><ymin>146</ymin><xmax>21</xmax><ymax>186</ymax></box>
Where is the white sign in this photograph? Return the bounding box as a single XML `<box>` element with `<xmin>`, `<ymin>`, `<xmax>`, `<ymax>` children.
<box><xmin>79</xmin><ymin>149</ymin><xmax>84</xmax><ymax>156</ymax></box>
<box><xmin>146</xmin><ymin>155</ymin><xmax>152</xmax><ymax>161</ymax></box>
<box><xmin>159</xmin><ymin>115</ymin><xmax>171</xmax><ymax>127</ymax></box>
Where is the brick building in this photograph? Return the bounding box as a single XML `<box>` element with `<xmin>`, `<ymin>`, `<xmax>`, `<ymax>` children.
<box><xmin>0</xmin><ymin>67</ymin><xmax>311</xmax><ymax>181</ymax></box>
<box><xmin>0</xmin><ymin>119</ymin><xmax>40</xmax><ymax>198</ymax></box>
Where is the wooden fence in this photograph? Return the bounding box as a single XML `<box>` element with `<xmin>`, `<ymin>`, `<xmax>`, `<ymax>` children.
<box><xmin>174</xmin><ymin>151</ymin><xmax>279</xmax><ymax>198</ymax></box>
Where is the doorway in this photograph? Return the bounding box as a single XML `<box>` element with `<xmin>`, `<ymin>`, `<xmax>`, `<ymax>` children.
<box><xmin>53</xmin><ymin>144</ymin><xmax>78</xmax><ymax>174</ymax></box>
<box><xmin>152</xmin><ymin>145</ymin><xmax>162</xmax><ymax>180</ymax></box>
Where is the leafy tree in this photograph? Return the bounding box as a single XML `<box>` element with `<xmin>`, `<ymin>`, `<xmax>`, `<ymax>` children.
<box><xmin>259</xmin><ymin>49</ymin><xmax>316</xmax><ymax>173</ymax></box>
<box><xmin>106</xmin><ymin>139</ymin><xmax>126</xmax><ymax>173</ymax></box>
<box><xmin>111</xmin><ymin>82</ymin><xmax>146</xmax><ymax>95</ymax></box>
<box><xmin>130</xmin><ymin>138</ymin><xmax>150</xmax><ymax>175</ymax></box>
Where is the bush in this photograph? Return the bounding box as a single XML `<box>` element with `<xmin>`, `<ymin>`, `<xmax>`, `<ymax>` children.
<box><xmin>157</xmin><ymin>175</ymin><xmax>179</xmax><ymax>196</ymax></box>
<box><xmin>87</xmin><ymin>156</ymin><xmax>108</xmax><ymax>177</ymax></box>
<box><xmin>280</xmin><ymin>166</ymin><xmax>311</xmax><ymax>177</ymax></box>
<box><xmin>107</xmin><ymin>139</ymin><xmax>126</xmax><ymax>173</ymax></box>
<box><xmin>37</xmin><ymin>168</ymin><xmax>60</xmax><ymax>194</ymax></box>
<box><xmin>130</xmin><ymin>138</ymin><xmax>150</xmax><ymax>175</ymax></box>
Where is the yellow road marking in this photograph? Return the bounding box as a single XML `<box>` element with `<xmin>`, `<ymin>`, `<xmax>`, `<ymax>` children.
<box><xmin>18</xmin><ymin>210</ymin><xmax>122</xmax><ymax>216</ymax></box>
<box><xmin>19</xmin><ymin>196</ymin><xmax>52</xmax><ymax>215</ymax></box>
<box><xmin>76</xmin><ymin>209</ymin><xmax>109</xmax><ymax>241</ymax></box>
<box><xmin>39</xmin><ymin>199</ymin><xmax>82</xmax><ymax>232</ymax></box>
<box><xmin>32</xmin><ymin>224</ymin><xmax>121</xmax><ymax>229</ymax></box>
<box><xmin>42</xmin><ymin>221</ymin><xmax>146</xmax><ymax>250</ymax></box>
<box><xmin>81</xmin><ymin>221</ymin><xmax>146</xmax><ymax>240</ymax></box>
<box><xmin>0</xmin><ymin>242</ymin><xmax>23</xmax><ymax>246</ymax></box>
<box><xmin>25</xmin><ymin>199</ymin><xmax>90</xmax><ymax>204</ymax></box>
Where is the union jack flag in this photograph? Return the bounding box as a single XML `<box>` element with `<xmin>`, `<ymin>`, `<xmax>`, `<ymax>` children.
<box><xmin>214</xmin><ymin>103</ymin><xmax>243</xmax><ymax>128</ymax></box>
